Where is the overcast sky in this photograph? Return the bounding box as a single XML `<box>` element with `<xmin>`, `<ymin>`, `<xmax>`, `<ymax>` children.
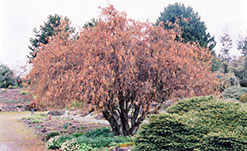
<box><xmin>0</xmin><ymin>0</ymin><xmax>247</xmax><ymax>70</ymax></box>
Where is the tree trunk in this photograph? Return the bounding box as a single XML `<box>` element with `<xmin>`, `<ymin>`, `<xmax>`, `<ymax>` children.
<box><xmin>102</xmin><ymin>105</ymin><xmax>146</xmax><ymax>136</ymax></box>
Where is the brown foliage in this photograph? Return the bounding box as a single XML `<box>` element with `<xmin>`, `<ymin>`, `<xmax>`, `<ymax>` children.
<box><xmin>27</xmin><ymin>5</ymin><xmax>218</xmax><ymax>135</ymax></box>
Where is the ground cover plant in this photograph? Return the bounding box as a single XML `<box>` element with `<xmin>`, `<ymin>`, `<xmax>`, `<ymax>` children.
<box><xmin>46</xmin><ymin>127</ymin><xmax>133</xmax><ymax>151</ymax></box>
<box><xmin>27</xmin><ymin>5</ymin><xmax>218</xmax><ymax>136</ymax></box>
<box><xmin>134</xmin><ymin>96</ymin><xmax>247</xmax><ymax>151</ymax></box>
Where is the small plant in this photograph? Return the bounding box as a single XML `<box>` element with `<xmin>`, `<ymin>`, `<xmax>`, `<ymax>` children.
<box><xmin>8</xmin><ymin>85</ymin><xmax>18</xmax><ymax>89</ymax></box>
<box><xmin>60</xmin><ymin>139</ymin><xmax>92</xmax><ymax>151</ymax></box>
<box><xmin>32</xmin><ymin>119</ymin><xmax>43</xmax><ymax>124</ymax></box>
<box><xmin>46</xmin><ymin>135</ymin><xmax>63</xmax><ymax>149</ymax></box>
<box><xmin>240</xmin><ymin>93</ymin><xmax>247</xmax><ymax>103</ymax></box>
<box><xmin>84</xmin><ymin>127</ymin><xmax>114</xmax><ymax>138</ymax></box>
<box><xmin>45</xmin><ymin>131</ymin><xmax>60</xmax><ymax>141</ymax></box>
<box><xmin>116</xmin><ymin>142</ymin><xmax>135</xmax><ymax>147</ymax></box>
<box><xmin>46</xmin><ymin>135</ymin><xmax>74</xmax><ymax>149</ymax></box>
<box><xmin>63</xmin><ymin>123</ymin><xmax>69</xmax><ymax>130</ymax></box>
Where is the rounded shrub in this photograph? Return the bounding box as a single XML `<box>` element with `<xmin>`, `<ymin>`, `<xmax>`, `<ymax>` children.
<box><xmin>240</xmin><ymin>94</ymin><xmax>247</xmax><ymax>103</ymax></box>
<box><xmin>134</xmin><ymin>96</ymin><xmax>247</xmax><ymax>151</ymax></box>
<box><xmin>216</xmin><ymin>72</ymin><xmax>239</xmax><ymax>92</ymax></box>
<box><xmin>222</xmin><ymin>86</ymin><xmax>247</xmax><ymax>100</ymax></box>
<box><xmin>240</xmin><ymin>79</ymin><xmax>247</xmax><ymax>87</ymax></box>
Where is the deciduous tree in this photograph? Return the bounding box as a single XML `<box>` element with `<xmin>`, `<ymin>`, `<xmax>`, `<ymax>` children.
<box><xmin>27</xmin><ymin>6</ymin><xmax>218</xmax><ymax>136</ymax></box>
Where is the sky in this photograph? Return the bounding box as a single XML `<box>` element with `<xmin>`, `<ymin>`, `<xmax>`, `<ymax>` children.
<box><xmin>0</xmin><ymin>0</ymin><xmax>247</xmax><ymax>71</ymax></box>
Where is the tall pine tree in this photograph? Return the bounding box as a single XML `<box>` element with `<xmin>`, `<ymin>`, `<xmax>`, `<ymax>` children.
<box><xmin>156</xmin><ymin>3</ymin><xmax>216</xmax><ymax>52</ymax></box>
<box><xmin>28</xmin><ymin>14</ymin><xmax>74</xmax><ymax>62</ymax></box>
<box><xmin>220</xmin><ymin>28</ymin><xmax>232</xmax><ymax>61</ymax></box>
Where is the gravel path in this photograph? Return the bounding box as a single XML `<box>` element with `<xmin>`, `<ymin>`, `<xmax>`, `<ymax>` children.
<box><xmin>0</xmin><ymin>112</ymin><xmax>45</xmax><ymax>151</ymax></box>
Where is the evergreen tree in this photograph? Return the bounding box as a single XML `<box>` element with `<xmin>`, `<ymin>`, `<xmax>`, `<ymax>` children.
<box><xmin>156</xmin><ymin>3</ymin><xmax>216</xmax><ymax>52</ymax></box>
<box><xmin>237</xmin><ymin>34</ymin><xmax>247</xmax><ymax>57</ymax></box>
<box><xmin>220</xmin><ymin>28</ymin><xmax>232</xmax><ymax>61</ymax></box>
<box><xmin>28</xmin><ymin>14</ymin><xmax>74</xmax><ymax>62</ymax></box>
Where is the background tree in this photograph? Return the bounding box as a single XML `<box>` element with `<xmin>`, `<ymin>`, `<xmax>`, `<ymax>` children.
<box><xmin>28</xmin><ymin>14</ymin><xmax>74</xmax><ymax>62</ymax></box>
<box><xmin>156</xmin><ymin>2</ymin><xmax>216</xmax><ymax>52</ymax></box>
<box><xmin>237</xmin><ymin>34</ymin><xmax>247</xmax><ymax>57</ymax></box>
<box><xmin>27</xmin><ymin>6</ymin><xmax>218</xmax><ymax>136</ymax></box>
<box><xmin>0</xmin><ymin>63</ymin><xmax>15</xmax><ymax>88</ymax></box>
<box><xmin>83</xmin><ymin>18</ymin><xmax>99</xmax><ymax>29</ymax></box>
<box><xmin>220</xmin><ymin>28</ymin><xmax>232</xmax><ymax>61</ymax></box>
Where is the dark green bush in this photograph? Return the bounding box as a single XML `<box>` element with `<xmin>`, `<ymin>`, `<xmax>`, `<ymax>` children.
<box><xmin>222</xmin><ymin>86</ymin><xmax>247</xmax><ymax>100</ymax></box>
<box><xmin>134</xmin><ymin>96</ymin><xmax>247</xmax><ymax>151</ymax></box>
<box><xmin>83</xmin><ymin>127</ymin><xmax>114</xmax><ymax>138</ymax></box>
<box><xmin>0</xmin><ymin>64</ymin><xmax>15</xmax><ymax>88</ymax></box>
<box><xmin>240</xmin><ymin>79</ymin><xmax>247</xmax><ymax>87</ymax></box>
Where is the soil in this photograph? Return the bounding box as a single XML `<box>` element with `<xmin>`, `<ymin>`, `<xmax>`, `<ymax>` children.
<box><xmin>0</xmin><ymin>112</ymin><xmax>45</xmax><ymax>151</ymax></box>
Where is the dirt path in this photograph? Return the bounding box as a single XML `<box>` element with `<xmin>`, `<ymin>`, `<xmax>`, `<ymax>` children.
<box><xmin>0</xmin><ymin>112</ymin><xmax>45</xmax><ymax>151</ymax></box>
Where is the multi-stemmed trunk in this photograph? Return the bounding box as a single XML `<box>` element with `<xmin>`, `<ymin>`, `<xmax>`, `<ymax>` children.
<box><xmin>101</xmin><ymin>97</ymin><xmax>147</xmax><ymax>136</ymax></box>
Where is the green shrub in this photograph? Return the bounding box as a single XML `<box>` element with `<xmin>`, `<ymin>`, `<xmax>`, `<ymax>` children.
<box><xmin>76</xmin><ymin>135</ymin><xmax>132</xmax><ymax>148</ymax></box>
<box><xmin>32</xmin><ymin>119</ymin><xmax>43</xmax><ymax>124</ymax></box>
<box><xmin>0</xmin><ymin>64</ymin><xmax>15</xmax><ymax>88</ymax></box>
<box><xmin>63</xmin><ymin>123</ymin><xmax>69</xmax><ymax>130</ymax></box>
<box><xmin>222</xmin><ymin>86</ymin><xmax>247</xmax><ymax>100</ymax></box>
<box><xmin>240</xmin><ymin>94</ymin><xmax>247</xmax><ymax>103</ymax></box>
<box><xmin>217</xmin><ymin>73</ymin><xmax>239</xmax><ymax>92</ymax></box>
<box><xmin>45</xmin><ymin>131</ymin><xmax>60</xmax><ymax>141</ymax></box>
<box><xmin>240</xmin><ymin>79</ymin><xmax>247</xmax><ymax>87</ymax></box>
<box><xmin>83</xmin><ymin>127</ymin><xmax>114</xmax><ymax>138</ymax></box>
<box><xmin>134</xmin><ymin>96</ymin><xmax>247</xmax><ymax>151</ymax></box>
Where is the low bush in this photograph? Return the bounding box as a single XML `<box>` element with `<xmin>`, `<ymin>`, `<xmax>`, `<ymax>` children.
<box><xmin>46</xmin><ymin>127</ymin><xmax>133</xmax><ymax>150</ymax></box>
<box><xmin>31</xmin><ymin>119</ymin><xmax>43</xmax><ymax>124</ymax></box>
<box><xmin>240</xmin><ymin>94</ymin><xmax>247</xmax><ymax>103</ymax></box>
<box><xmin>46</xmin><ymin>135</ymin><xmax>74</xmax><ymax>149</ymax></box>
<box><xmin>134</xmin><ymin>96</ymin><xmax>247</xmax><ymax>151</ymax></box>
<box><xmin>83</xmin><ymin>127</ymin><xmax>114</xmax><ymax>138</ymax></box>
<box><xmin>240</xmin><ymin>79</ymin><xmax>247</xmax><ymax>87</ymax></box>
<box><xmin>222</xmin><ymin>86</ymin><xmax>247</xmax><ymax>100</ymax></box>
<box><xmin>45</xmin><ymin>131</ymin><xmax>60</xmax><ymax>141</ymax></box>
<box><xmin>217</xmin><ymin>73</ymin><xmax>239</xmax><ymax>92</ymax></box>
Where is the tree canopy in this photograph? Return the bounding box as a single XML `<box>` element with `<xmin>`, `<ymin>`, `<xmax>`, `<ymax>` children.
<box><xmin>156</xmin><ymin>3</ymin><xmax>216</xmax><ymax>52</ymax></box>
<box><xmin>27</xmin><ymin>5</ymin><xmax>218</xmax><ymax>136</ymax></box>
<box><xmin>28</xmin><ymin>14</ymin><xmax>74</xmax><ymax>62</ymax></box>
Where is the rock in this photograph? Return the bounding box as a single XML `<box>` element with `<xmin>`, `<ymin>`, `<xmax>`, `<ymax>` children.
<box><xmin>48</xmin><ymin>110</ymin><xmax>65</xmax><ymax>116</ymax></box>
